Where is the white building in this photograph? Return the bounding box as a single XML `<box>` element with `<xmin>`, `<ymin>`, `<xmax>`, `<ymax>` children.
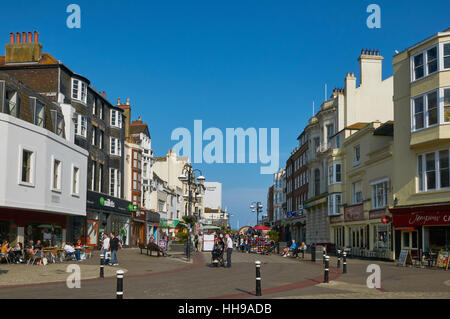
<box><xmin>0</xmin><ymin>74</ymin><xmax>88</xmax><ymax>246</ymax></box>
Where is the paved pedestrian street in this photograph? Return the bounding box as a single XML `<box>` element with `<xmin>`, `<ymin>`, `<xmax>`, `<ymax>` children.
<box><xmin>0</xmin><ymin>249</ymin><xmax>448</xmax><ymax>299</ymax></box>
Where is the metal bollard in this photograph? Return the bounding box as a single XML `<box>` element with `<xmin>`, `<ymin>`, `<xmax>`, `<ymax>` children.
<box><xmin>100</xmin><ymin>254</ymin><xmax>104</xmax><ymax>278</ymax></box>
<box><xmin>116</xmin><ymin>270</ymin><xmax>124</xmax><ymax>299</ymax></box>
<box><xmin>255</xmin><ymin>261</ymin><xmax>262</xmax><ymax>296</ymax></box>
<box><xmin>324</xmin><ymin>255</ymin><xmax>330</xmax><ymax>283</ymax></box>
<box><xmin>337</xmin><ymin>250</ymin><xmax>341</xmax><ymax>269</ymax></box>
<box><xmin>301</xmin><ymin>248</ymin><xmax>305</xmax><ymax>259</ymax></box>
<box><xmin>322</xmin><ymin>247</ymin><xmax>326</xmax><ymax>264</ymax></box>
<box><xmin>343</xmin><ymin>251</ymin><xmax>347</xmax><ymax>274</ymax></box>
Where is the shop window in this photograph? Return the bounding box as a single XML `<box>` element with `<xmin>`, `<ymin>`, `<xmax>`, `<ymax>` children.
<box><xmin>429</xmin><ymin>227</ymin><xmax>450</xmax><ymax>250</ymax></box>
<box><xmin>402</xmin><ymin>231</ymin><xmax>418</xmax><ymax>249</ymax></box>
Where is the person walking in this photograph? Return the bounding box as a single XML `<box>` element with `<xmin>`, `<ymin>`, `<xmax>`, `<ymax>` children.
<box><xmin>198</xmin><ymin>233</ymin><xmax>203</xmax><ymax>252</ymax></box>
<box><xmin>225</xmin><ymin>233</ymin><xmax>233</xmax><ymax>268</ymax></box>
<box><xmin>101</xmin><ymin>233</ymin><xmax>110</xmax><ymax>265</ymax></box>
<box><xmin>109</xmin><ymin>233</ymin><xmax>122</xmax><ymax>266</ymax></box>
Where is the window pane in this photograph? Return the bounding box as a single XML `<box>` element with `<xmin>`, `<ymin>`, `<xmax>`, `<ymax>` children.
<box><xmin>414</xmin><ymin>97</ymin><xmax>424</xmax><ymax>129</ymax></box>
<box><xmin>403</xmin><ymin>232</ymin><xmax>410</xmax><ymax>247</ymax></box>
<box><xmin>427</xmin><ymin>92</ymin><xmax>438</xmax><ymax>126</ymax></box>
<box><xmin>414</xmin><ymin>54</ymin><xmax>424</xmax><ymax>79</ymax></box>
<box><xmin>418</xmin><ymin>155</ymin><xmax>424</xmax><ymax>192</ymax></box>
<box><xmin>444</xmin><ymin>89</ymin><xmax>450</xmax><ymax>123</ymax></box>
<box><xmin>444</xmin><ymin>44</ymin><xmax>450</xmax><ymax>69</ymax></box>
<box><xmin>22</xmin><ymin>150</ymin><xmax>32</xmax><ymax>183</ymax></box>
<box><xmin>426</xmin><ymin>153</ymin><xmax>436</xmax><ymax>190</ymax></box>
<box><xmin>439</xmin><ymin>150</ymin><xmax>450</xmax><ymax>188</ymax></box>
<box><xmin>427</xmin><ymin>47</ymin><xmax>437</xmax><ymax>74</ymax></box>
<box><xmin>412</xmin><ymin>232</ymin><xmax>418</xmax><ymax>248</ymax></box>
<box><xmin>445</xmin><ymin>56</ymin><xmax>450</xmax><ymax>69</ymax></box>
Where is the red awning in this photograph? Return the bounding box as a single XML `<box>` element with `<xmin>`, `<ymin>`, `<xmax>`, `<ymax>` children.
<box><xmin>393</xmin><ymin>227</ymin><xmax>415</xmax><ymax>231</ymax></box>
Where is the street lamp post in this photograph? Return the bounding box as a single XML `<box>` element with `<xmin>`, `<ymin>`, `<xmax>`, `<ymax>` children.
<box><xmin>250</xmin><ymin>202</ymin><xmax>263</xmax><ymax>226</ymax></box>
<box><xmin>178</xmin><ymin>164</ymin><xmax>205</xmax><ymax>261</ymax></box>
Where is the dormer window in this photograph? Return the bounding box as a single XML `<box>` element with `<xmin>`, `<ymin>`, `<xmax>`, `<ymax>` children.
<box><xmin>71</xmin><ymin>78</ymin><xmax>87</xmax><ymax>103</ymax></box>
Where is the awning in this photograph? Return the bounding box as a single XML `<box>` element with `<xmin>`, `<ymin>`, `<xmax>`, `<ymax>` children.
<box><xmin>394</xmin><ymin>227</ymin><xmax>415</xmax><ymax>231</ymax></box>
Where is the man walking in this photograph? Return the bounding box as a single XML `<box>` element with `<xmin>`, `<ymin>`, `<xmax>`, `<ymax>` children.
<box><xmin>225</xmin><ymin>233</ymin><xmax>233</xmax><ymax>268</ymax></box>
<box><xmin>110</xmin><ymin>233</ymin><xmax>122</xmax><ymax>266</ymax></box>
<box><xmin>101</xmin><ymin>233</ymin><xmax>110</xmax><ymax>265</ymax></box>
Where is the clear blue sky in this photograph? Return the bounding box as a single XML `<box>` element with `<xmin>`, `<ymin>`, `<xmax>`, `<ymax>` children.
<box><xmin>2</xmin><ymin>0</ymin><xmax>449</xmax><ymax>229</ymax></box>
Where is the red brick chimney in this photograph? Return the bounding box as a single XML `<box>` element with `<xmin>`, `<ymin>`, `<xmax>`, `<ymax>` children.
<box><xmin>28</xmin><ymin>32</ymin><xmax>32</xmax><ymax>43</ymax></box>
<box><xmin>103</xmin><ymin>91</ymin><xmax>106</xmax><ymax>98</ymax></box>
<box><xmin>6</xmin><ymin>31</ymin><xmax>43</xmax><ymax>64</ymax></box>
<box><xmin>16</xmin><ymin>32</ymin><xmax>21</xmax><ymax>43</ymax></box>
<box><xmin>34</xmin><ymin>31</ymin><xmax>39</xmax><ymax>43</ymax></box>
<box><xmin>10</xmin><ymin>33</ymin><xmax>14</xmax><ymax>44</ymax></box>
<box><xmin>22</xmin><ymin>32</ymin><xmax>26</xmax><ymax>43</ymax></box>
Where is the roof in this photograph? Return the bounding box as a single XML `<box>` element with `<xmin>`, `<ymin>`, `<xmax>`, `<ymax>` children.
<box><xmin>130</xmin><ymin>123</ymin><xmax>150</xmax><ymax>137</ymax></box>
<box><xmin>373</xmin><ymin>121</ymin><xmax>394</xmax><ymax>136</ymax></box>
<box><xmin>344</xmin><ymin>122</ymin><xmax>370</xmax><ymax>130</ymax></box>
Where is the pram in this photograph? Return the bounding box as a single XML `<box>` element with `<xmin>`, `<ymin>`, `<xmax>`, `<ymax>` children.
<box><xmin>211</xmin><ymin>246</ymin><xmax>225</xmax><ymax>267</ymax></box>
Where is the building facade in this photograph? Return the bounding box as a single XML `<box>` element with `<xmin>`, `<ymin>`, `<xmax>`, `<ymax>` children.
<box><xmin>390</xmin><ymin>29</ymin><xmax>450</xmax><ymax>258</ymax></box>
<box><xmin>0</xmin><ymin>71</ymin><xmax>88</xmax><ymax>246</ymax></box>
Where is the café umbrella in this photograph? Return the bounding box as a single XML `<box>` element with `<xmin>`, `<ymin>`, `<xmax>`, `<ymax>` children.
<box><xmin>253</xmin><ymin>225</ymin><xmax>270</xmax><ymax>231</ymax></box>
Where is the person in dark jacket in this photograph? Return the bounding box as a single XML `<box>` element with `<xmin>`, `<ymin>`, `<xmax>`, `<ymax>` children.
<box><xmin>109</xmin><ymin>233</ymin><xmax>122</xmax><ymax>266</ymax></box>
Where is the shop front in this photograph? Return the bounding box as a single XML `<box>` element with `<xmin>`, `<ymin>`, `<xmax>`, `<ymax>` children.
<box><xmin>330</xmin><ymin>204</ymin><xmax>393</xmax><ymax>260</ymax></box>
<box><xmin>146</xmin><ymin>210</ymin><xmax>161</xmax><ymax>243</ymax></box>
<box><xmin>83</xmin><ymin>191</ymin><xmax>133</xmax><ymax>248</ymax></box>
<box><xmin>131</xmin><ymin>211</ymin><xmax>146</xmax><ymax>247</ymax></box>
<box><xmin>390</xmin><ymin>204</ymin><xmax>450</xmax><ymax>259</ymax></box>
<box><xmin>0</xmin><ymin>208</ymin><xmax>67</xmax><ymax>247</ymax></box>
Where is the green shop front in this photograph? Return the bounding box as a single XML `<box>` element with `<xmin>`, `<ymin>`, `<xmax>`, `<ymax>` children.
<box><xmin>68</xmin><ymin>191</ymin><xmax>133</xmax><ymax>248</ymax></box>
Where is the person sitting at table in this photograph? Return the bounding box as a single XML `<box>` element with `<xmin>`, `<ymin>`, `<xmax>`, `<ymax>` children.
<box><xmin>11</xmin><ymin>243</ymin><xmax>23</xmax><ymax>264</ymax></box>
<box><xmin>0</xmin><ymin>241</ymin><xmax>11</xmax><ymax>263</ymax></box>
<box><xmin>75</xmin><ymin>239</ymin><xmax>83</xmax><ymax>248</ymax></box>
<box><xmin>64</xmin><ymin>242</ymin><xmax>81</xmax><ymax>261</ymax></box>
<box><xmin>282</xmin><ymin>239</ymin><xmax>297</xmax><ymax>257</ymax></box>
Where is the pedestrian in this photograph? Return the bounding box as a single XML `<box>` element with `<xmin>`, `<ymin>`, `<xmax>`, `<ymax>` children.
<box><xmin>109</xmin><ymin>233</ymin><xmax>122</xmax><ymax>266</ymax></box>
<box><xmin>198</xmin><ymin>233</ymin><xmax>203</xmax><ymax>252</ymax></box>
<box><xmin>101</xmin><ymin>233</ymin><xmax>110</xmax><ymax>265</ymax></box>
<box><xmin>194</xmin><ymin>235</ymin><xmax>199</xmax><ymax>252</ymax></box>
<box><xmin>225</xmin><ymin>233</ymin><xmax>233</xmax><ymax>268</ymax></box>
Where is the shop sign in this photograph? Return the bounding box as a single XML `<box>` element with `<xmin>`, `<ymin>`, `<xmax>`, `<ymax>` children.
<box><xmin>392</xmin><ymin>211</ymin><xmax>450</xmax><ymax>226</ymax></box>
<box><xmin>381</xmin><ymin>216</ymin><xmax>391</xmax><ymax>224</ymax></box>
<box><xmin>132</xmin><ymin>211</ymin><xmax>146</xmax><ymax>221</ymax></box>
<box><xmin>330</xmin><ymin>216</ymin><xmax>341</xmax><ymax>224</ymax></box>
<box><xmin>369</xmin><ymin>209</ymin><xmax>386</xmax><ymax>220</ymax></box>
<box><xmin>87</xmin><ymin>191</ymin><xmax>132</xmax><ymax>215</ymax></box>
<box><xmin>344</xmin><ymin>204</ymin><xmax>364</xmax><ymax>222</ymax></box>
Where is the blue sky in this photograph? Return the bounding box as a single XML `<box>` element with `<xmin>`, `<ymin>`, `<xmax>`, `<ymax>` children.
<box><xmin>2</xmin><ymin>0</ymin><xmax>449</xmax><ymax>229</ymax></box>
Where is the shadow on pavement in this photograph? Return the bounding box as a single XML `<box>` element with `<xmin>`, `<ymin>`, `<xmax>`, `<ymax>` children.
<box><xmin>235</xmin><ymin>288</ymin><xmax>255</xmax><ymax>296</ymax></box>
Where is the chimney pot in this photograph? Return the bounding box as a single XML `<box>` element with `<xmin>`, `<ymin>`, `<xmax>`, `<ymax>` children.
<box><xmin>138</xmin><ymin>116</ymin><xmax>142</xmax><ymax>121</ymax></box>
<box><xmin>22</xmin><ymin>32</ymin><xmax>26</xmax><ymax>43</ymax></box>
<box><xmin>28</xmin><ymin>32</ymin><xmax>32</xmax><ymax>43</ymax></box>
<box><xmin>103</xmin><ymin>91</ymin><xmax>106</xmax><ymax>98</ymax></box>
<box><xmin>16</xmin><ymin>32</ymin><xmax>21</xmax><ymax>43</ymax></box>
<box><xmin>126</xmin><ymin>98</ymin><xmax>130</xmax><ymax>105</ymax></box>
<box><xmin>34</xmin><ymin>31</ymin><xmax>39</xmax><ymax>43</ymax></box>
<box><xmin>10</xmin><ymin>33</ymin><xmax>14</xmax><ymax>44</ymax></box>
<box><xmin>117</xmin><ymin>98</ymin><xmax>121</xmax><ymax>105</ymax></box>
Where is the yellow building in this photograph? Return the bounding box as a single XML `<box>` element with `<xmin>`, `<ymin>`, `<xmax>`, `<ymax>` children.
<box><xmin>390</xmin><ymin>29</ymin><xmax>450</xmax><ymax>258</ymax></box>
<box><xmin>328</xmin><ymin>122</ymin><xmax>394</xmax><ymax>260</ymax></box>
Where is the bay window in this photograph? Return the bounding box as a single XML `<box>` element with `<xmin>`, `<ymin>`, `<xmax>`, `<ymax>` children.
<box><xmin>442</xmin><ymin>42</ymin><xmax>450</xmax><ymax>69</ymax></box>
<box><xmin>411</xmin><ymin>89</ymin><xmax>443</xmax><ymax>131</ymax></box>
<box><xmin>110</xmin><ymin>137</ymin><xmax>121</xmax><ymax>156</ymax></box>
<box><xmin>73</xmin><ymin>114</ymin><xmax>87</xmax><ymax>138</ymax></box>
<box><xmin>418</xmin><ymin>148</ymin><xmax>450</xmax><ymax>192</ymax></box>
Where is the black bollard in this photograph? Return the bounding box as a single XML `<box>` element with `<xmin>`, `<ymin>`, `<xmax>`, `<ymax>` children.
<box><xmin>116</xmin><ymin>270</ymin><xmax>124</xmax><ymax>299</ymax></box>
<box><xmin>100</xmin><ymin>254</ymin><xmax>104</xmax><ymax>278</ymax></box>
<box><xmin>343</xmin><ymin>251</ymin><xmax>347</xmax><ymax>274</ymax></box>
<box><xmin>337</xmin><ymin>250</ymin><xmax>341</xmax><ymax>269</ymax></box>
<box><xmin>311</xmin><ymin>245</ymin><xmax>316</xmax><ymax>262</ymax></box>
<box><xmin>322</xmin><ymin>247</ymin><xmax>326</xmax><ymax>264</ymax></box>
<box><xmin>301</xmin><ymin>248</ymin><xmax>305</xmax><ymax>259</ymax></box>
<box><xmin>324</xmin><ymin>255</ymin><xmax>330</xmax><ymax>283</ymax></box>
<box><xmin>255</xmin><ymin>261</ymin><xmax>262</xmax><ymax>296</ymax></box>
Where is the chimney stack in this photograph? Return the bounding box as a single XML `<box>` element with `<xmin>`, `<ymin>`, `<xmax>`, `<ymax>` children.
<box><xmin>6</xmin><ymin>31</ymin><xmax>43</xmax><ymax>64</ymax></box>
<box><xmin>358</xmin><ymin>48</ymin><xmax>383</xmax><ymax>85</ymax></box>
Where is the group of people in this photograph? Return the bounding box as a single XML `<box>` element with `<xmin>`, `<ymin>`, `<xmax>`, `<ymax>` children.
<box><xmin>282</xmin><ymin>240</ymin><xmax>307</xmax><ymax>258</ymax></box>
<box><xmin>211</xmin><ymin>233</ymin><xmax>234</xmax><ymax>268</ymax></box>
<box><xmin>100</xmin><ymin>233</ymin><xmax>123</xmax><ymax>266</ymax></box>
<box><xmin>1</xmin><ymin>241</ymin><xmax>24</xmax><ymax>264</ymax></box>
<box><xmin>236</xmin><ymin>234</ymin><xmax>275</xmax><ymax>254</ymax></box>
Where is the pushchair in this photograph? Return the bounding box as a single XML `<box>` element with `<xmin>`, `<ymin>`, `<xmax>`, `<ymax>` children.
<box><xmin>211</xmin><ymin>246</ymin><xmax>225</xmax><ymax>267</ymax></box>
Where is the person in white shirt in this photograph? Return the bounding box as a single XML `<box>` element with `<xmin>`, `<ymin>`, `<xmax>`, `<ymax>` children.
<box><xmin>64</xmin><ymin>242</ymin><xmax>81</xmax><ymax>261</ymax></box>
<box><xmin>225</xmin><ymin>233</ymin><xmax>233</xmax><ymax>268</ymax></box>
<box><xmin>101</xmin><ymin>234</ymin><xmax>110</xmax><ymax>265</ymax></box>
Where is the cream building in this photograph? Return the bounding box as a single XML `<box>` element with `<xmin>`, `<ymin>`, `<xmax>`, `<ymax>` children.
<box><xmin>304</xmin><ymin>49</ymin><xmax>394</xmax><ymax>247</ymax></box>
<box><xmin>328</xmin><ymin>121</ymin><xmax>394</xmax><ymax>260</ymax></box>
<box><xmin>390</xmin><ymin>29</ymin><xmax>450</xmax><ymax>258</ymax></box>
